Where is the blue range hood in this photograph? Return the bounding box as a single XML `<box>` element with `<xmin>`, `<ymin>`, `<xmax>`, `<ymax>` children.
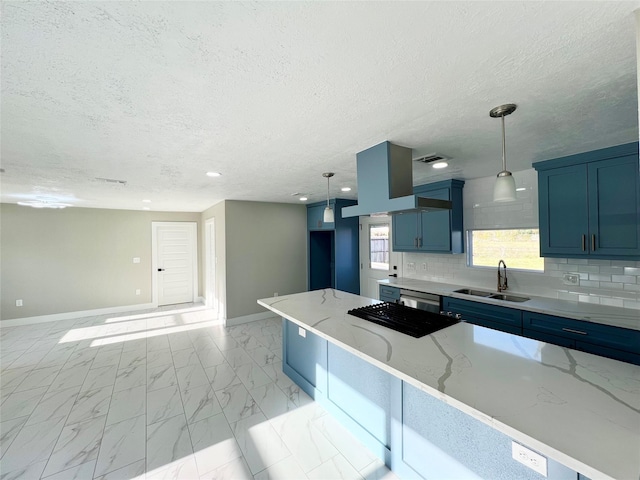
<box><xmin>342</xmin><ymin>141</ymin><xmax>452</xmax><ymax>218</ymax></box>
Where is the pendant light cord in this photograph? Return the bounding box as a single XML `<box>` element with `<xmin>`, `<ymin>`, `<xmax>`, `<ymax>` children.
<box><xmin>326</xmin><ymin>175</ymin><xmax>330</xmax><ymax>207</ymax></box>
<box><xmin>501</xmin><ymin>114</ymin><xmax>507</xmax><ymax>172</ymax></box>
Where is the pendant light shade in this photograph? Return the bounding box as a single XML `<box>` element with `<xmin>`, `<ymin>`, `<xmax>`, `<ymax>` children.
<box><xmin>493</xmin><ymin>172</ymin><xmax>517</xmax><ymax>202</ymax></box>
<box><xmin>323</xmin><ymin>172</ymin><xmax>335</xmax><ymax>223</ymax></box>
<box><xmin>490</xmin><ymin>104</ymin><xmax>517</xmax><ymax>202</ymax></box>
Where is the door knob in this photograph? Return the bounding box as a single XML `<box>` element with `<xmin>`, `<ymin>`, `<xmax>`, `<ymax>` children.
<box><xmin>388</xmin><ymin>274</ymin><xmax>397</xmax><ymax>278</ymax></box>
<box><xmin>157</xmin><ymin>268</ymin><xmax>165</xmax><ymax>272</ymax></box>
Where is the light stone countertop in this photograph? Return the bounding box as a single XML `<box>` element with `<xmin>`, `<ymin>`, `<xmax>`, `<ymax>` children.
<box><xmin>258</xmin><ymin>289</ymin><xmax>640</xmax><ymax>480</ymax></box>
<box><xmin>380</xmin><ymin>277</ymin><xmax>640</xmax><ymax>331</ymax></box>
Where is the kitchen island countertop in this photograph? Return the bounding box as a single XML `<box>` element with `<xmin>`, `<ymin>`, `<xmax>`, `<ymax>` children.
<box><xmin>258</xmin><ymin>289</ymin><xmax>640</xmax><ymax>480</ymax></box>
<box><xmin>380</xmin><ymin>277</ymin><xmax>640</xmax><ymax>331</ymax></box>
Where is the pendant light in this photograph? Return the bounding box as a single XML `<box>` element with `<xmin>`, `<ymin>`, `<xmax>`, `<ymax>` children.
<box><xmin>323</xmin><ymin>172</ymin><xmax>335</xmax><ymax>223</ymax></box>
<box><xmin>490</xmin><ymin>103</ymin><xmax>517</xmax><ymax>202</ymax></box>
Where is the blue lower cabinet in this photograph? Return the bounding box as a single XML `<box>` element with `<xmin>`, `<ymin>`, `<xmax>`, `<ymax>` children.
<box><xmin>575</xmin><ymin>341</ymin><xmax>640</xmax><ymax>366</ymax></box>
<box><xmin>522</xmin><ymin>329</ymin><xmax>576</xmax><ymax>349</ymax></box>
<box><xmin>281</xmin><ymin>318</ymin><xmax>584</xmax><ymax>479</ymax></box>
<box><xmin>442</xmin><ymin>297</ymin><xmax>523</xmax><ymax>330</ymax></box>
<box><xmin>283</xmin><ymin>319</ymin><xmax>327</xmax><ymax>396</ymax></box>
<box><xmin>523</xmin><ymin>311</ymin><xmax>640</xmax><ymax>366</ymax></box>
<box><xmin>325</xmin><ymin>344</ymin><xmax>396</xmax><ymax>461</ymax></box>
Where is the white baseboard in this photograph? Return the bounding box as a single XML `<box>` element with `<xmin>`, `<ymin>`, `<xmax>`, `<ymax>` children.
<box><xmin>225</xmin><ymin>311</ymin><xmax>276</xmax><ymax>327</ymax></box>
<box><xmin>0</xmin><ymin>302</ymin><xmax>156</xmax><ymax>328</ymax></box>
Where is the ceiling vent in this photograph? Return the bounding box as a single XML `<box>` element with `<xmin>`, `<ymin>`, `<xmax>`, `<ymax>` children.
<box><xmin>414</xmin><ymin>153</ymin><xmax>449</xmax><ymax>164</ymax></box>
<box><xmin>94</xmin><ymin>177</ymin><xmax>127</xmax><ymax>186</ymax></box>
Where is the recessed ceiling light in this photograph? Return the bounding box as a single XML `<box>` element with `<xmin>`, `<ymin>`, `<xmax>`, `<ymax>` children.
<box><xmin>142</xmin><ymin>199</ymin><xmax>151</xmax><ymax>203</ymax></box>
<box><xmin>341</xmin><ymin>187</ymin><xmax>351</xmax><ymax>192</ymax></box>
<box><xmin>206</xmin><ymin>172</ymin><xmax>222</xmax><ymax>177</ymax></box>
<box><xmin>432</xmin><ymin>161</ymin><xmax>448</xmax><ymax>169</ymax></box>
<box><xmin>17</xmin><ymin>201</ymin><xmax>71</xmax><ymax>209</ymax></box>
<box><xmin>516</xmin><ymin>187</ymin><xmax>526</xmax><ymax>192</ymax></box>
<box><xmin>299</xmin><ymin>197</ymin><xmax>308</xmax><ymax>201</ymax></box>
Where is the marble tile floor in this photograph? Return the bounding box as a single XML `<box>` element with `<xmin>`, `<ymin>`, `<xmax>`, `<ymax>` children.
<box><xmin>0</xmin><ymin>304</ymin><xmax>399</xmax><ymax>480</ymax></box>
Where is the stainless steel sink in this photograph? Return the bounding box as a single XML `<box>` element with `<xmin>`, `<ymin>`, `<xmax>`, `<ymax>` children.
<box><xmin>454</xmin><ymin>288</ymin><xmax>493</xmax><ymax>297</ymax></box>
<box><xmin>454</xmin><ymin>288</ymin><xmax>530</xmax><ymax>303</ymax></box>
<box><xmin>488</xmin><ymin>293</ymin><xmax>530</xmax><ymax>302</ymax></box>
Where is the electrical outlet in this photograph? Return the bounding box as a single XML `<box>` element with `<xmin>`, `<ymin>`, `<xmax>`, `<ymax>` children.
<box><xmin>407</xmin><ymin>262</ymin><xmax>416</xmax><ymax>270</ymax></box>
<box><xmin>298</xmin><ymin>327</ymin><xmax>306</xmax><ymax>338</ymax></box>
<box><xmin>133</xmin><ymin>257</ymin><xmax>140</xmax><ymax>264</ymax></box>
<box><xmin>422</xmin><ymin>263</ymin><xmax>427</xmax><ymax>270</ymax></box>
<box><xmin>16</xmin><ymin>299</ymin><xmax>23</xmax><ymax>307</ymax></box>
<box><xmin>512</xmin><ymin>442</ymin><xmax>547</xmax><ymax>477</ymax></box>
<box><xmin>562</xmin><ymin>273</ymin><xmax>579</xmax><ymax>285</ymax></box>
<box><xmin>135</xmin><ymin>289</ymin><xmax>141</xmax><ymax>295</ymax></box>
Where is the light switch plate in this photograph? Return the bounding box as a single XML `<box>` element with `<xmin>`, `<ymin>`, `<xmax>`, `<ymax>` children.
<box><xmin>133</xmin><ymin>257</ymin><xmax>141</xmax><ymax>264</ymax></box>
<box><xmin>512</xmin><ymin>442</ymin><xmax>547</xmax><ymax>477</ymax></box>
<box><xmin>298</xmin><ymin>327</ymin><xmax>306</xmax><ymax>338</ymax></box>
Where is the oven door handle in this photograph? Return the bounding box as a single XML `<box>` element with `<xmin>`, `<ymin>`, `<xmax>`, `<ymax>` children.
<box><xmin>399</xmin><ymin>294</ymin><xmax>440</xmax><ymax>307</ymax></box>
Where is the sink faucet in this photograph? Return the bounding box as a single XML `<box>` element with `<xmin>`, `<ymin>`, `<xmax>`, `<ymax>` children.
<box><xmin>497</xmin><ymin>260</ymin><xmax>508</xmax><ymax>292</ymax></box>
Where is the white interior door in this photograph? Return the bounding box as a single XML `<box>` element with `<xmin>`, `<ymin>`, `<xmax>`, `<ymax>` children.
<box><xmin>152</xmin><ymin>222</ymin><xmax>197</xmax><ymax>306</ymax></box>
<box><xmin>359</xmin><ymin>216</ymin><xmax>402</xmax><ymax>299</ymax></box>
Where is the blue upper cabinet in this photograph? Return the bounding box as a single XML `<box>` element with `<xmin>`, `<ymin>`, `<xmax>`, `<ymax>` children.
<box><xmin>307</xmin><ymin>200</ymin><xmax>335</xmax><ymax>231</ymax></box>
<box><xmin>534</xmin><ymin>142</ymin><xmax>640</xmax><ymax>260</ymax></box>
<box><xmin>392</xmin><ymin>179</ymin><xmax>465</xmax><ymax>253</ymax></box>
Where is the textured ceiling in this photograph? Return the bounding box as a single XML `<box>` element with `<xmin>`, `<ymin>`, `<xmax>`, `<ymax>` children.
<box><xmin>1</xmin><ymin>1</ymin><xmax>639</xmax><ymax>212</ymax></box>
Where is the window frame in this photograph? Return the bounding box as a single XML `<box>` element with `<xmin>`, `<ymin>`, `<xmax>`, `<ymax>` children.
<box><xmin>466</xmin><ymin>228</ymin><xmax>545</xmax><ymax>273</ymax></box>
<box><xmin>369</xmin><ymin>223</ymin><xmax>390</xmax><ymax>271</ymax></box>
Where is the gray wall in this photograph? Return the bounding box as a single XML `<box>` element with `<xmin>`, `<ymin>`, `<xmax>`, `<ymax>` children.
<box><xmin>201</xmin><ymin>200</ymin><xmax>307</xmax><ymax>321</ymax></box>
<box><xmin>0</xmin><ymin>204</ymin><xmax>202</xmax><ymax>320</ymax></box>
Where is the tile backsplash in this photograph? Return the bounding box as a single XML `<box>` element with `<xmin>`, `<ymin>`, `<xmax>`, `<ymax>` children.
<box><xmin>400</xmin><ymin>169</ymin><xmax>640</xmax><ymax>310</ymax></box>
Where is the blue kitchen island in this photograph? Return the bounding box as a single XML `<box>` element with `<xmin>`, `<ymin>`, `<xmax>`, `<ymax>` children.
<box><xmin>258</xmin><ymin>289</ymin><xmax>639</xmax><ymax>480</ymax></box>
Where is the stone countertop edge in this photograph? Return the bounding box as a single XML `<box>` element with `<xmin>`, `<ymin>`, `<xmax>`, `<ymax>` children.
<box><xmin>379</xmin><ymin>277</ymin><xmax>640</xmax><ymax>331</ymax></box>
<box><xmin>258</xmin><ymin>289</ymin><xmax>640</xmax><ymax>480</ymax></box>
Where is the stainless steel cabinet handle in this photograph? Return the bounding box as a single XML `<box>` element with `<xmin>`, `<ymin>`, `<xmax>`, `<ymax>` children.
<box><xmin>591</xmin><ymin>234</ymin><xmax>596</xmax><ymax>251</ymax></box>
<box><xmin>418</xmin><ymin>237</ymin><xmax>422</xmax><ymax>247</ymax></box>
<box><xmin>581</xmin><ymin>234</ymin><xmax>586</xmax><ymax>251</ymax></box>
<box><xmin>562</xmin><ymin>327</ymin><xmax>587</xmax><ymax>335</ymax></box>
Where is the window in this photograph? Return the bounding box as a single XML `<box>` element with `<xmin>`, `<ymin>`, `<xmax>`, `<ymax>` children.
<box><xmin>468</xmin><ymin>229</ymin><xmax>544</xmax><ymax>272</ymax></box>
<box><xmin>370</xmin><ymin>224</ymin><xmax>389</xmax><ymax>270</ymax></box>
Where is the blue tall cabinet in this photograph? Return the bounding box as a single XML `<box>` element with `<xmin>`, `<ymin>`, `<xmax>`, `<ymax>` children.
<box><xmin>534</xmin><ymin>142</ymin><xmax>640</xmax><ymax>259</ymax></box>
<box><xmin>307</xmin><ymin>198</ymin><xmax>360</xmax><ymax>295</ymax></box>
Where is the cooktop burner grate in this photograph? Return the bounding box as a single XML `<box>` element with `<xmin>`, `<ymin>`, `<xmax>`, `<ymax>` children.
<box><xmin>347</xmin><ymin>302</ymin><xmax>459</xmax><ymax>338</ymax></box>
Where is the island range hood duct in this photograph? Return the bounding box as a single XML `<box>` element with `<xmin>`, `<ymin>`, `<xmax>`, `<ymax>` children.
<box><xmin>342</xmin><ymin>141</ymin><xmax>452</xmax><ymax>218</ymax></box>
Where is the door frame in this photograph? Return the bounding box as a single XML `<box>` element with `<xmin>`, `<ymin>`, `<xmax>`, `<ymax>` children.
<box><xmin>151</xmin><ymin>221</ymin><xmax>198</xmax><ymax>307</ymax></box>
<box><xmin>205</xmin><ymin>218</ymin><xmax>217</xmax><ymax>312</ymax></box>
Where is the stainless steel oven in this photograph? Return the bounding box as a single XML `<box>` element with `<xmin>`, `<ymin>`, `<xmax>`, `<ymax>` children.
<box><xmin>399</xmin><ymin>289</ymin><xmax>441</xmax><ymax>314</ymax></box>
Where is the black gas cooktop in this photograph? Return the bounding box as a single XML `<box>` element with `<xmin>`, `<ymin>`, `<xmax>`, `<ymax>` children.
<box><xmin>347</xmin><ymin>302</ymin><xmax>459</xmax><ymax>338</ymax></box>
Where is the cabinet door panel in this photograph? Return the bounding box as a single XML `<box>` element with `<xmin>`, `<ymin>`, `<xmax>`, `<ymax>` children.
<box><xmin>419</xmin><ymin>188</ymin><xmax>451</xmax><ymax>251</ymax></box>
<box><xmin>284</xmin><ymin>320</ymin><xmax>327</xmax><ymax>391</ymax></box>
<box><xmin>575</xmin><ymin>341</ymin><xmax>640</xmax><ymax>366</ymax></box>
<box><xmin>442</xmin><ymin>297</ymin><xmax>522</xmax><ymax>328</ymax></box>
<box><xmin>521</xmin><ymin>329</ymin><xmax>576</xmax><ymax>349</ymax></box>
<box><xmin>464</xmin><ymin>317</ymin><xmax>522</xmax><ymax>335</ymax></box>
<box><xmin>538</xmin><ymin>165</ymin><xmax>589</xmax><ymax>256</ymax></box>
<box><xmin>523</xmin><ymin>311</ymin><xmax>640</xmax><ymax>354</ymax></box>
<box><xmin>588</xmin><ymin>155</ymin><xmax>640</xmax><ymax>256</ymax></box>
<box><xmin>391</xmin><ymin>212</ymin><xmax>418</xmax><ymax>251</ymax></box>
